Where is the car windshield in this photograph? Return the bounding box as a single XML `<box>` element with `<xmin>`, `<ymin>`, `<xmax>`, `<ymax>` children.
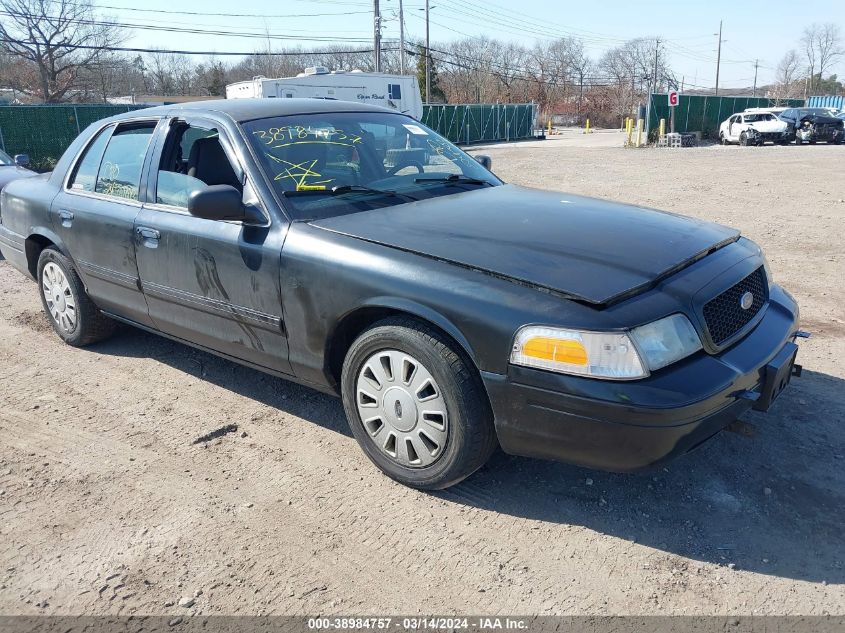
<box><xmin>800</xmin><ymin>108</ymin><xmax>833</xmax><ymax>117</ymax></box>
<box><xmin>0</xmin><ymin>149</ymin><xmax>13</xmax><ymax>165</ymax></box>
<box><xmin>744</xmin><ymin>113</ymin><xmax>773</xmax><ymax>122</ymax></box>
<box><xmin>243</xmin><ymin>112</ymin><xmax>502</xmax><ymax>221</ymax></box>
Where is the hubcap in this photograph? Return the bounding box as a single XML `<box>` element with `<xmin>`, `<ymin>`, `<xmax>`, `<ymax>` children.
<box><xmin>41</xmin><ymin>262</ymin><xmax>77</xmax><ymax>333</ymax></box>
<box><xmin>355</xmin><ymin>350</ymin><xmax>448</xmax><ymax>468</ymax></box>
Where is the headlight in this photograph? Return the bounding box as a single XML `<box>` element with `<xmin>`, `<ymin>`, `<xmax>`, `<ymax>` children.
<box><xmin>511</xmin><ymin>314</ymin><xmax>702</xmax><ymax>380</ymax></box>
<box><xmin>761</xmin><ymin>253</ymin><xmax>774</xmax><ymax>284</ymax></box>
<box><xmin>511</xmin><ymin>326</ymin><xmax>646</xmax><ymax>379</ymax></box>
<box><xmin>629</xmin><ymin>314</ymin><xmax>702</xmax><ymax>372</ymax></box>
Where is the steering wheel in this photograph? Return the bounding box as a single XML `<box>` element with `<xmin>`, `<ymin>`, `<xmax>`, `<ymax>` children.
<box><xmin>387</xmin><ymin>161</ymin><xmax>424</xmax><ymax>176</ymax></box>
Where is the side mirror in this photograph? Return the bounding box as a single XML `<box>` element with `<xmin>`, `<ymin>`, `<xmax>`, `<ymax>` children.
<box><xmin>473</xmin><ymin>154</ymin><xmax>492</xmax><ymax>170</ymax></box>
<box><xmin>188</xmin><ymin>185</ymin><xmax>256</xmax><ymax>222</ymax></box>
<box><xmin>14</xmin><ymin>154</ymin><xmax>30</xmax><ymax>167</ymax></box>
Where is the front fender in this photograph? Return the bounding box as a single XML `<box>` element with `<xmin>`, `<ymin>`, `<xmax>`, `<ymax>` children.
<box><xmin>352</xmin><ymin>296</ymin><xmax>478</xmax><ymax>364</ymax></box>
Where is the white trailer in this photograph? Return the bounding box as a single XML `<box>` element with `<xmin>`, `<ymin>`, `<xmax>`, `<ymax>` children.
<box><xmin>225</xmin><ymin>67</ymin><xmax>423</xmax><ymax>120</ymax></box>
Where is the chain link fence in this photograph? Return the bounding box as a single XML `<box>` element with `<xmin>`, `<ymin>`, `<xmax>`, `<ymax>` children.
<box><xmin>421</xmin><ymin>103</ymin><xmax>537</xmax><ymax>144</ymax></box>
<box><xmin>0</xmin><ymin>102</ymin><xmax>538</xmax><ymax>172</ymax></box>
<box><xmin>0</xmin><ymin>104</ymin><xmax>147</xmax><ymax>171</ymax></box>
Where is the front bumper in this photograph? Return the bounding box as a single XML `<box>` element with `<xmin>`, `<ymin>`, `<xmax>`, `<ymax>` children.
<box><xmin>797</xmin><ymin>126</ymin><xmax>844</xmax><ymax>142</ymax></box>
<box><xmin>482</xmin><ymin>285</ymin><xmax>801</xmax><ymax>472</ymax></box>
<box><xmin>748</xmin><ymin>129</ymin><xmax>789</xmax><ymax>143</ymax></box>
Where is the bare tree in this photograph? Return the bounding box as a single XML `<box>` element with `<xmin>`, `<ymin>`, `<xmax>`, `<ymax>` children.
<box><xmin>144</xmin><ymin>52</ymin><xmax>195</xmax><ymax>95</ymax></box>
<box><xmin>0</xmin><ymin>0</ymin><xmax>125</xmax><ymax>102</ymax></box>
<box><xmin>771</xmin><ymin>49</ymin><xmax>803</xmax><ymax>100</ymax></box>
<box><xmin>802</xmin><ymin>23</ymin><xmax>843</xmax><ymax>94</ymax></box>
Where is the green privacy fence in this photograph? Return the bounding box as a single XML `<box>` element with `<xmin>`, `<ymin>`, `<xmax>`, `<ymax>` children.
<box><xmin>0</xmin><ymin>102</ymin><xmax>537</xmax><ymax>171</ymax></box>
<box><xmin>648</xmin><ymin>94</ymin><xmax>805</xmax><ymax>139</ymax></box>
<box><xmin>0</xmin><ymin>104</ymin><xmax>146</xmax><ymax>170</ymax></box>
<box><xmin>421</xmin><ymin>103</ymin><xmax>537</xmax><ymax>144</ymax></box>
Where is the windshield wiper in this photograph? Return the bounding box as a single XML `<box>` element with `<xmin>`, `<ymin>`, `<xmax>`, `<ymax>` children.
<box><xmin>414</xmin><ymin>174</ymin><xmax>491</xmax><ymax>186</ymax></box>
<box><xmin>285</xmin><ymin>185</ymin><xmax>417</xmax><ymax>202</ymax></box>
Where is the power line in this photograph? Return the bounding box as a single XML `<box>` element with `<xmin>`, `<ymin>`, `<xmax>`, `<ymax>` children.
<box><xmin>0</xmin><ymin>10</ymin><xmax>375</xmax><ymax>43</ymax></box>
<box><xmin>0</xmin><ymin>36</ymin><xmax>386</xmax><ymax>57</ymax></box>
<box><xmin>40</xmin><ymin>0</ymin><xmax>374</xmax><ymax>19</ymax></box>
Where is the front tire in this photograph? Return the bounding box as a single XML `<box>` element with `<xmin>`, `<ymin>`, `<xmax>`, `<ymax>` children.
<box><xmin>341</xmin><ymin>317</ymin><xmax>497</xmax><ymax>490</ymax></box>
<box><xmin>37</xmin><ymin>247</ymin><xmax>115</xmax><ymax>346</ymax></box>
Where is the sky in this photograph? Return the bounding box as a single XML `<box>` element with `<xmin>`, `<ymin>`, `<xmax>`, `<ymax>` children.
<box><xmin>106</xmin><ymin>0</ymin><xmax>844</xmax><ymax>90</ymax></box>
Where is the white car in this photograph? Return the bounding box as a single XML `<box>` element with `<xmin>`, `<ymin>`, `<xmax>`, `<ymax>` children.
<box><xmin>719</xmin><ymin>112</ymin><xmax>790</xmax><ymax>145</ymax></box>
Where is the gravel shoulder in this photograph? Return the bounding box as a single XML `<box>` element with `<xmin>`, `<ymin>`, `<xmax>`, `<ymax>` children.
<box><xmin>1</xmin><ymin>143</ymin><xmax>843</xmax><ymax>616</ymax></box>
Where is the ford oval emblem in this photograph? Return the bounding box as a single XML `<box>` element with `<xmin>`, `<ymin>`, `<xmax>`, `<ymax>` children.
<box><xmin>740</xmin><ymin>291</ymin><xmax>754</xmax><ymax>310</ymax></box>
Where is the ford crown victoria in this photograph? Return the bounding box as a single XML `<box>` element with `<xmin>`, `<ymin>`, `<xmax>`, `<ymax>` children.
<box><xmin>0</xmin><ymin>99</ymin><xmax>804</xmax><ymax>489</ymax></box>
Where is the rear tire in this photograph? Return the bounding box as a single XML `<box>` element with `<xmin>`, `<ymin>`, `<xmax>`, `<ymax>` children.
<box><xmin>341</xmin><ymin>317</ymin><xmax>497</xmax><ymax>490</ymax></box>
<box><xmin>37</xmin><ymin>247</ymin><xmax>116</xmax><ymax>346</ymax></box>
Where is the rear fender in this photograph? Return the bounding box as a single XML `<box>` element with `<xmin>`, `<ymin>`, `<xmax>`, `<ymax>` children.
<box><xmin>25</xmin><ymin>226</ymin><xmax>75</xmax><ymax>279</ymax></box>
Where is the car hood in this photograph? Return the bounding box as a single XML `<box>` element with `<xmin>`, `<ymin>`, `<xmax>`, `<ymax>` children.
<box><xmin>309</xmin><ymin>185</ymin><xmax>740</xmax><ymax>305</ymax></box>
<box><xmin>749</xmin><ymin>120</ymin><xmax>788</xmax><ymax>132</ymax></box>
<box><xmin>800</xmin><ymin>114</ymin><xmax>843</xmax><ymax>125</ymax></box>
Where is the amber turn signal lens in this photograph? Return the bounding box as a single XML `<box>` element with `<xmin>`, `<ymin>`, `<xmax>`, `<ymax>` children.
<box><xmin>522</xmin><ymin>337</ymin><xmax>588</xmax><ymax>365</ymax></box>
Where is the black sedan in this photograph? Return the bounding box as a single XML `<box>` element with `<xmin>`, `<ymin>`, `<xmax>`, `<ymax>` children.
<box><xmin>779</xmin><ymin>107</ymin><xmax>844</xmax><ymax>144</ymax></box>
<box><xmin>0</xmin><ymin>99</ymin><xmax>804</xmax><ymax>489</ymax></box>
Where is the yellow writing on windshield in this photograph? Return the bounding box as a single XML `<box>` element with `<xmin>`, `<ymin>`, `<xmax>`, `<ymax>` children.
<box><xmin>268</xmin><ymin>155</ymin><xmax>334</xmax><ymax>191</ymax></box>
<box><xmin>253</xmin><ymin>126</ymin><xmax>362</xmax><ymax>148</ymax></box>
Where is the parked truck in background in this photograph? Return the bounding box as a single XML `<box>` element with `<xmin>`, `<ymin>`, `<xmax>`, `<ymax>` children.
<box><xmin>226</xmin><ymin>67</ymin><xmax>423</xmax><ymax>120</ymax></box>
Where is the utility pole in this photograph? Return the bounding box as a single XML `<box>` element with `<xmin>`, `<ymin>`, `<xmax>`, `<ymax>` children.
<box><xmin>714</xmin><ymin>20</ymin><xmax>723</xmax><ymax>96</ymax></box>
<box><xmin>398</xmin><ymin>0</ymin><xmax>405</xmax><ymax>74</ymax></box>
<box><xmin>752</xmin><ymin>59</ymin><xmax>759</xmax><ymax>97</ymax></box>
<box><xmin>652</xmin><ymin>37</ymin><xmax>660</xmax><ymax>94</ymax></box>
<box><xmin>373</xmin><ymin>0</ymin><xmax>382</xmax><ymax>73</ymax></box>
<box><xmin>425</xmin><ymin>0</ymin><xmax>431</xmax><ymax>103</ymax></box>
<box><xmin>644</xmin><ymin>38</ymin><xmax>659</xmax><ymax>139</ymax></box>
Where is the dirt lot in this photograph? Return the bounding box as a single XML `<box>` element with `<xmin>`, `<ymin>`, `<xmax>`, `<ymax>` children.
<box><xmin>1</xmin><ymin>142</ymin><xmax>843</xmax><ymax>616</ymax></box>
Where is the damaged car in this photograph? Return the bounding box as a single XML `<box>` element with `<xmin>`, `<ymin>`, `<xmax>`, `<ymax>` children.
<box><xmin>779</xmin><ymin>107</ymin><xmax>844</xmax><ymax>144</ymax></box>
<box><xmin>0</xmin><ymin>99</ymin><xmax>806</xmax><ymax>490</ymax></box>
<box><xmin>718</xmin><ymin>111</ymin><xmax>790</xmax><ymax>145</ymax></box>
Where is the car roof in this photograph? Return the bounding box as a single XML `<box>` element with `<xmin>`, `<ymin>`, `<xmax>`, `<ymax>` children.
<box><xmin>107</xmin><ymin>97</ymin><xmax>401</xmax><ymax>124</ymax></box>
<box><xmin>744</xmin><ymin>107</ymin><xmax>786</xmax><ymax>113</ymax></box>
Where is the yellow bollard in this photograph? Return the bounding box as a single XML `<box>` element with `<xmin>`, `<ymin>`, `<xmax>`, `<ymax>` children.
<box><xmin>584</xmin><ymin>118</ymin><xmax>591</xmax><ymax>134</ymax></box>
<box><xmin>547</xmin><ymin>119</ymin><xmax>552</xmax><ymax>136</ymax></box>
<box><xmin>659</xmin><ymin>118</ymin><xmax>665</xmax><ymax>140</ymax></box>
<box><xmin>635</xmin><ymin>119</ymin><xmax>643</xmax><ymax>147</ymax></box>
<box><xmin>626</xmin><ymin>118</ymin><xmax>633</xmax><ymax>146</ymax></box>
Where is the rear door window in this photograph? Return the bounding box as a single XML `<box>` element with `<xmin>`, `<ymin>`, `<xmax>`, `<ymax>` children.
<box><xmin>68</xmin><ymin>126</ymin><xmax>112</xmax><ymax>193</ymax></box>
<box><xmin>94</xmin><ymin>124</ymin><xmax>156</xmax><ymax>201</ymax></box>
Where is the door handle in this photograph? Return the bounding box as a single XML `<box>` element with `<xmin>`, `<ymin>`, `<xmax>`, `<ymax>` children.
<box><xmin>58</xmin><ymin>209</ymin><xmax>74</xmax><ymax>227</ymax></box>
<box><xmin>136</xmin><ymin>227</ymin><xmax>161</xmax><ymax>240</ymax></box>
<box><xmin>136</xmin><ymin>226</ymin><xmax>161</xmax><ymax>249</ymax></box>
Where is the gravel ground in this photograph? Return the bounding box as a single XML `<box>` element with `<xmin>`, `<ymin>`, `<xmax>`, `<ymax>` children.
<box><xmin>1</xmin><ymin>141</ymin><xmax>843</xmax><ymax>616</ymax></box>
